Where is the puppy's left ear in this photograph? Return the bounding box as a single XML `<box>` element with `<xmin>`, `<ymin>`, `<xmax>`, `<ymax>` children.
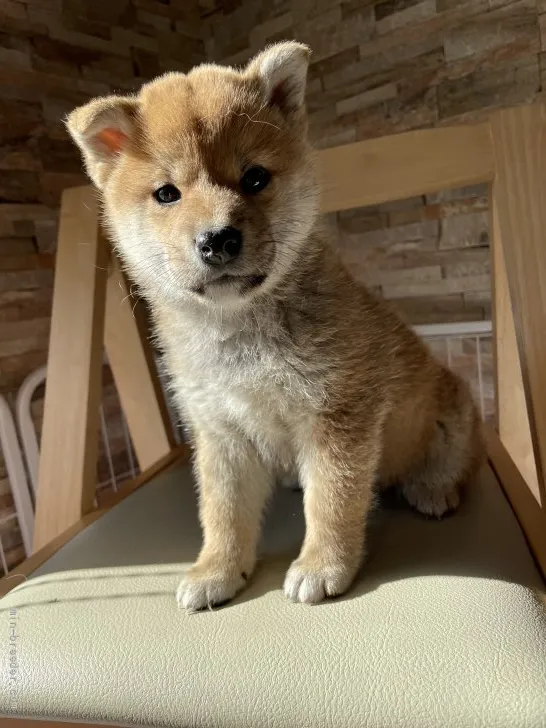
<box><xmin>246</xmin><ymin>41</ymin><xmax>310</xmax><ymax>114</ymax></box>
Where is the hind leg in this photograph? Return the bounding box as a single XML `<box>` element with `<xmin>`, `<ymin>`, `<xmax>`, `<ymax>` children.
<box><xmin>401</xmin><ymin>378</ymin><xmax>483</xmax><ymax>519</ymax></box>
<box><xmin>401</xmin><ymin>457</ymin><xmax>462</xmax><ymax>518</ymax></box>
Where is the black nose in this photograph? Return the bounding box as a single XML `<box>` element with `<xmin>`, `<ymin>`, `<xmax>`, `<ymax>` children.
<box><xmin>196</xmin><ymin>227</ymin><xmax>242</xmax><ymax>267</ymax></box>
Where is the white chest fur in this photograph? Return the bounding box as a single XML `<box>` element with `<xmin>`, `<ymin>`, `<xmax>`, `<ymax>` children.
<box><xmin>156</xmin><ymin>304</ymin><xmax>320</xmax><ymax>469</ymax></box>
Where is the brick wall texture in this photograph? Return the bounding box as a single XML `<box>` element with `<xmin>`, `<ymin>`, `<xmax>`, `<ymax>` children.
<box><xmin>1</xmin><ymin>0</ymin><xmax>540</xmax><ymax>566</ymax></box>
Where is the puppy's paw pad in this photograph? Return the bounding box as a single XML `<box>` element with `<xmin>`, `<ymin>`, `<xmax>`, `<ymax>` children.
<box><xmin>176</xmin><ymin>569</ymin><xmax>246</xmax><ymax>611</ymax></box>
<box><xmin>402</xmin><ymin>482</ymin><xmax>460</xmax><ymax>518</ymax></box>
<box><xmin>283</xmin><ymin>558</ymin><xmax>355</xmax><ymax>604</ymax></box>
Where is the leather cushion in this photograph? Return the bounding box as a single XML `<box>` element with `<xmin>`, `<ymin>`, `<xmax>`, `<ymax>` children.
<box><xmin>1</xmin><ymin>464</ymin><xmax>546</xmax><ymax>727</ymax></box>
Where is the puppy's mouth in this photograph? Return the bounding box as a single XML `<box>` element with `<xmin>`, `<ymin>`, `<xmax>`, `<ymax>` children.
<box><xmin>213</xmin><ymin>273</ymin><xmax>266</xmax><ymax>289</ymax></box>
<box><xmin>193</xmin><ymin>274</ymin><xmax>267</xmax><ymax>296</ymax></box>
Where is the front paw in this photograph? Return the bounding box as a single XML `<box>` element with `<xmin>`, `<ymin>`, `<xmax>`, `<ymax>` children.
<box><xmin>283</xmin><ymin>553</ymin><xmax>358</xmax><ymax>604</ymax></box>
<box><xmin>176</xmin><ymin>561</ymin><xmax>248</xmax><ymax>611</ymax></box>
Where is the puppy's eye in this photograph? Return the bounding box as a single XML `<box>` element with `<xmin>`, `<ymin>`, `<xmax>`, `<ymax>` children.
<box><xmin>240</xmin><ymin>166</ymin><xmax>271</xmax><ymax>195</ymax></box>
<box><xmin>153</xmin><ymin>184</ymin><xmax>181</xmax><ymax>205</ymax></box>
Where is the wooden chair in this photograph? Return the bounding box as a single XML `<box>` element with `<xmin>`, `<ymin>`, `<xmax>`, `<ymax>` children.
<box><xmin>1</xmin><ymin>103</ymin><xmax>546</xmax><ymax>728</ymax></box>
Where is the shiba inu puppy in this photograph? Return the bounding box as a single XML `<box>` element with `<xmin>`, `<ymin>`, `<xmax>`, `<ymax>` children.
<box><xmin>67</xmin><ymin>42</ymin><xmax>484</xmax><ymax>609</ymax></box>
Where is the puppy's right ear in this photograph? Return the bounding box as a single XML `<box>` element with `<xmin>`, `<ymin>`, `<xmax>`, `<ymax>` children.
<box><xmin>66</xmin><ymin>95</ymin><xmax>138</xmax><ymax>189</ymax></box>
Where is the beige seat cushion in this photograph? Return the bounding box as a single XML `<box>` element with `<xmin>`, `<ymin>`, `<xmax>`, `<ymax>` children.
<box><xmin>1</xmin><ymin>463</ymin><xmax>546</xmax><ymax>727</ymax></box>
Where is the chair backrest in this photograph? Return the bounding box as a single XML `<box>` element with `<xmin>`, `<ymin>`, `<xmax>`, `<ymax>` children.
<box><xmin>33</xmin><ymin>104</ymin><xmax>546</xmax><ymax>580</ymax></box>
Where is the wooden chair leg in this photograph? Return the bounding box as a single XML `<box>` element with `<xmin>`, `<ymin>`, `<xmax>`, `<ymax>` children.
<box><xmin>489</xmin><ymin>105</ymin><xmax>546</xmax><ymax>503</ymax></box>
<box><xmin>104</xmin><ymin>258</ymin><xmax>175</xmax><ymax>470</ymax></box>
<box><xmin>488</xmin><ymin>105</ymin><xmax>546</xmax><ymax>576</ymax></box>
<box><xmin>33</xmin><ymin>187</ymin><xmax>108</xmax><ymax>552</ymax></box>
<box><xmin>490</xmin><ymin>188</ymin><xmax>540</xmax><ymax>503</ymax></box>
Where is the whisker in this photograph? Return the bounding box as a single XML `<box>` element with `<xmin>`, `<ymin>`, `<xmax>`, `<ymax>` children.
<box><xmin>229</xmin><ymin>110</ymin><xmax>281</xmax><ymax>132</ymax></box>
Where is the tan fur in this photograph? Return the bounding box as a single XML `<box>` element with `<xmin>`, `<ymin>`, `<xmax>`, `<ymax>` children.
<box><xmin>66</xmin><ymin>42</ymin><xmax>484</xmax><ymax>608</ymax></box>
